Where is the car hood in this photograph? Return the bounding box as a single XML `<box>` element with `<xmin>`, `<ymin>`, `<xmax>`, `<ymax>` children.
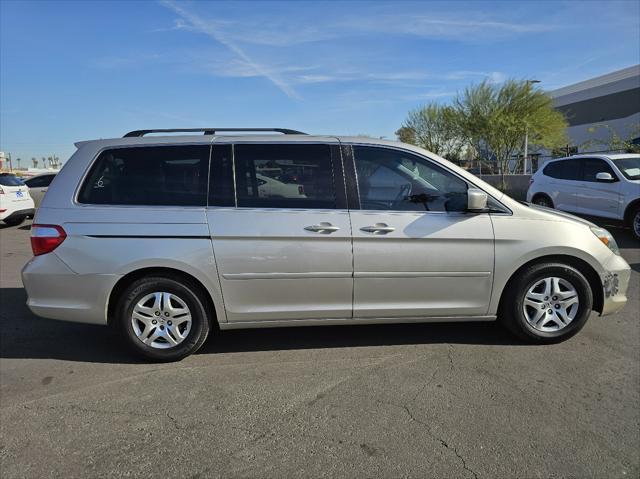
<box><xmin>524</xmin><ymin>203</ymin><xmax>597</xmax><ymax>228</ymax></box>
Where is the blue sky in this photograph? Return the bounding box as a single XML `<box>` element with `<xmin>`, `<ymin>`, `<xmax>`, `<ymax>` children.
<box><xmin>1</xmin><ymin>0</ymin><xmax>639</xmax><ymax>163</ymax></box>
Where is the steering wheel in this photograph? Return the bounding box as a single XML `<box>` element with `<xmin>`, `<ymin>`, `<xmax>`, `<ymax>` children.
<box><xmin>391</xmin><ymin>183</ymin><xmax>412</xmax><ymax>209</ymax></box>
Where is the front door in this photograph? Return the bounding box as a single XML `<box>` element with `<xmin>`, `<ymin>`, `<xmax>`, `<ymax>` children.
<box><xmin>206</xmin><ymin>141</ymin><xmax>353</xmax><ymax>322</ymax></box>
<box><xmin>346</xmin><ymin>145</ymin><xmax>495</xmax><ymax>318</ymax></box>
<box><xmin>574</xmin><ymin>157</ymin><xmax>622</xmax><ymax>219</ymax></box>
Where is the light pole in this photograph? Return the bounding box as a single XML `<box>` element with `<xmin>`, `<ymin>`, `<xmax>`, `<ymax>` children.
<box><xmin>523</xmin><ymin>79</ymin><xmax>541</xmax><ymax>174</ymax></box>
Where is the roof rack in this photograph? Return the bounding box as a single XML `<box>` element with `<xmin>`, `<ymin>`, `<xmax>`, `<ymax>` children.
<box><xmin>123</xmin><ymin>128</ymin><xmax>307</xmax><ymax>138</ymax></box>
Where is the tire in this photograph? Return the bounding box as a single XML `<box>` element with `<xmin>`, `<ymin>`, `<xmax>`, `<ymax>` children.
<box><xmin>532</xmin><ymin>194</ymin><xmax>553</xmax><ymax>209</ymax></box>
<box><xmin>115</xmin><ymin>275</ymin><xmax>211</xmax><ymax>362</ymax></box>
<box><xmin>3</xmin><ymin>216</ymin><xmax>26</xmax><ymax>226</ymax></box>
<box><xmin>630</xmin><ymin>206</ymin><xmax>640</xmax><ymax>241</ymax></box>
<box><xmin>500</xmin><ymin>263</ymin><xmax>593</xmax><ymax>344</ymax></box>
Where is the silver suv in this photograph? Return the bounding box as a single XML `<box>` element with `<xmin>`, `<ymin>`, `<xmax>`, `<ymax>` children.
<box><xmin>22</xmin><ymin>128</ymin><xmax>631</xmax><ymax>361</ymax></box>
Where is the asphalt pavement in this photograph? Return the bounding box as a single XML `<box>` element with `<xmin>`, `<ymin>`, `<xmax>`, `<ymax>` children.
<box><xmin>1</xmin><ymin>219</ymin><xmax>638</xmax><ymax>478</ymax></box>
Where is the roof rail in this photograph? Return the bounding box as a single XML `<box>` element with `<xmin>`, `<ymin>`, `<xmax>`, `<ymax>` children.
<box><xmin>123</xmin><ymin>128</ymin><xmax>307</xmax><ymax>138</ymax></box>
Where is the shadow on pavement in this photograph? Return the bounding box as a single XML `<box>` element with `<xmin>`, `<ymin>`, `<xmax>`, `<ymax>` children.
<box><xmin>0</xmin><ymin>287</ymin><xmax>523</xmax><ymax>364</ymax></box>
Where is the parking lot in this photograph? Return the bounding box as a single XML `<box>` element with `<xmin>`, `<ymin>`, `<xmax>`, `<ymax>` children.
<box><xmin>0</xmin><ymin>220</ymin><xmax>638</xmax><ymax>478</ymax></box>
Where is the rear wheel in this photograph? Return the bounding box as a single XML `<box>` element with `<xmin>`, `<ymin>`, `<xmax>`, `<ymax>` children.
<box><xmin>630</xmin><ymin>207</ymin><xmax>640</xmax><ymax>241</ymax></box>
<box><xmin>532</xmin><ymin>194</ymin><xmax>553</xmax><ymax>209</ymax></box>
<box><xmin>500</xmin><ymin>263</ymin><xmax>593</xmax><ymax>343</ymax></box>
<box><xmin>116</xmin><ymin>275</ymin><xmax>211</xmax><ymax>362</ymax></box>
<box><xmin>3</xmin><ymin>215</ymin><xmax>26</xmax><ymax>226</ymax></box>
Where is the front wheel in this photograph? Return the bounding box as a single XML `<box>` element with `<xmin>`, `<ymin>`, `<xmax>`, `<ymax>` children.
<box><xmin>500</xmin><ymin>263</ymin><xmax>593</xmax><ymax>343</ymax></box>
<box><xmin>116</xmin><ymin>275</ymin><xmax>211</xmax><ymax>362</ymax></box>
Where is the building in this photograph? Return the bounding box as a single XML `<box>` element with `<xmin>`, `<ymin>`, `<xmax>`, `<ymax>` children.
<box><xmin>549</xmin><ymin>65</ymin><xmax>640</xmax><ymax>153</ymax></box>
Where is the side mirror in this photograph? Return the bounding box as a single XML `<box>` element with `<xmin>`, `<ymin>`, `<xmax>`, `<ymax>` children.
<box><xmin>595</xmin><ymin>172</ymin><xmax>615</xmax><ymax>182</ymax></box>
<box><xmin>467</xmin><ymin>188</ymin><xmax>488</xmax><ymax>212</ymax></box>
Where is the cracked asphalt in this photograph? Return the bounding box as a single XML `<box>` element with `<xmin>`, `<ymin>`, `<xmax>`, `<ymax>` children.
<box><xmin>1</xmin><ymin>220</ymin><xmax>638</xmax><ymax>478</ymax></box>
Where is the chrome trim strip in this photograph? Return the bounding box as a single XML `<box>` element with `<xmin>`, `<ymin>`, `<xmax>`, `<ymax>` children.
<box><xmin>222</xmin><ymin>272</ymin><xmax>352</xmax><ymax>280</ymax></box>
<box><xmin>354</xmin><ymin>271</ymin><xmax>492</xmax><ymax>278</ymax></box>
<box><xmin>219</xmin><ymin>315</ymin><xmax>497</xmax><ymax>329</ymax></box>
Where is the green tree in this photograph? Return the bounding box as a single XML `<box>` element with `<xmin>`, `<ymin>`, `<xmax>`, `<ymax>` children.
<box><xmin>454</xmin><ymin>80</ymin><xmax>567</xmax><ymax>186</ymax></box>
<box><xmin>582</xmin><ymin>123</ymin><xmax>640</xmax><ymax>153</ymax></box>
<box><xmin>395</xmin><ymin>102</ymin><xmax>464</xmax><ymax>161</ymax></box>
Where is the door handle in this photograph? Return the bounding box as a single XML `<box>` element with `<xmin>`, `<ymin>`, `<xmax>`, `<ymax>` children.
<box><xmin>360</xmin><ymin>223</ymin><xmax>396</xmax><ymax>234</ymax></box>
<box><xmin>304</xmin><ymin>222</ymin><xmax>340</xmax><ymax>234</ymax></box>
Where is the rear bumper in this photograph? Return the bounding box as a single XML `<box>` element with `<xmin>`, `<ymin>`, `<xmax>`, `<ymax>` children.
<box><xmin>1</xmin><ymin>208</ymin><xmax>35</xmax><ymax>221</ymax></box>
<box><xmin>600</xmin><ymin>254</ymin><xmax>631</xmax><ymax>316</ymax></box>
<box><xmin>21</xmin><ymin>252</ymin><xmax>119</xmax><ymax>325</ymax></box>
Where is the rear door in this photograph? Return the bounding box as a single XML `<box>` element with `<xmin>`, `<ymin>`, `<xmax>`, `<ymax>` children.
<box><xmin>573</xmin><ymin>158</ymin><xmax>622</xmax><ymax>219</ymax></box>
<box><xmin>206</xmin><ymin>140</ymin><xmax>353</xmax><ymax>323</ymax></box>
<box><xmin>345</xmin><ymin>144</ymin><xmax>495</xmax><ymax>319</ymax></box>
<box><xmin>543</xmin><ymin>159</ymin><xmax>582</xmax><ymax>212</ymax></box>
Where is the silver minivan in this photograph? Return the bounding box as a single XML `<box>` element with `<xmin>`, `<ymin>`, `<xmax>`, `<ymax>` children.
<box><xmin>22</xmin><ymin>128</ymin><xmax>631</xmax><ymax>361</ymax></box>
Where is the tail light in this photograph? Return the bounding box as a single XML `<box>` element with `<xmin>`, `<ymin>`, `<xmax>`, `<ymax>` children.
<box><xmin>298</xmin><ymin>185</ymin><xmax>305</xmax><ymax>195</ymax></box>
<box><xmin>31</xmin><ymin>224</ymin><xmax>67</xmax><ymax>256</ymax></box>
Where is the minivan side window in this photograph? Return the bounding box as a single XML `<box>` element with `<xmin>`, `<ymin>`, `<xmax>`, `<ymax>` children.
<box><xmin>234</xmin><ymin>144</ymin><xmax>336</xmax><ymax>209</ymax></box>
<box><xmin>78</xmin><ymin>145</ymin><xmax>210</xmax><ymax>206</ymax></box>
<box><xmin>543</xmin><ymin>159</ymin><xmax>581</xmax><ymax>180</ymax></box>
<box><xmin>582</xmin><ymin>158</ymin><xmax>617</xmax><ymax>182</ymax></box>
<box><xmin>352</xmin><ymin>146</ymin><xmax>468</xmax><ymax>212</ymax></box>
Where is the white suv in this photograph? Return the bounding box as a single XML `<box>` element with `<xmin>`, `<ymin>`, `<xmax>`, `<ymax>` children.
<box><xmin>21</xmin><ymin>129</ymin><xmax>631</xmax><ymax>361</ymax></box>
<box><xmin>527</xmin><ymin>154</ymin><xmax>640</xmax><ymax>240</ymax></box>
<box><xmin>0</xmin><ymin>173</ymin><xmax>35</xmax><ymax>226</ymax></box>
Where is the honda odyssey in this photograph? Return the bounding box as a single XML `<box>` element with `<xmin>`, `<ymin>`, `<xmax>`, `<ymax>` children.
<box><xmin>21</xmin><ymin>128</ymin><xmax>631</xmax><ymax>361</ymax></box>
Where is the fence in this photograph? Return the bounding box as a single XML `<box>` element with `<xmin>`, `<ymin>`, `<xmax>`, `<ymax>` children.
<box><xmin>477</xmin><ymin>174</ymin><xmax>531</xmax><ymax>200</ymax></box>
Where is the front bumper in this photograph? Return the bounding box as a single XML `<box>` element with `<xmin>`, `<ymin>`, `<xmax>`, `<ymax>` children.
<box><xmin>600</xmin><ymin>253</ymin><xmax>631</xmax><ymax>316</ymax></box>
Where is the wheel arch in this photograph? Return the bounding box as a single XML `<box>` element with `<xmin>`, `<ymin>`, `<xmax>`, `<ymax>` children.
<box><xmin>107</xmin><ymin>267</ymin><xmax>220</xmax><ymax>329</ymax></box>
<box><xmin>623</xmin><ymin>198</ymin><xmax>640</xmax><ymax>225</ymax></box>
<box><xmin>497</xmin><ymin>254</ymin><xmax>603</xmax><ymax>315</ymax></box>
<box><xmin>531</xmin><ymin>192</ymin><xmax>554</xmax><ymax>206</ymax></box>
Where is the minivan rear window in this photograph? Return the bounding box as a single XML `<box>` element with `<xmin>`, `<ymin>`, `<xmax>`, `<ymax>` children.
<box><xmin>78</xmin><ymin>145</ymin><xmax>210</xmax><ymax>206</ymax></box>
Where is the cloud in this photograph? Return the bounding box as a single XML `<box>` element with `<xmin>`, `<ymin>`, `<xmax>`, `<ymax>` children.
<box><xmin>159</xmin><ymin>0</ymin><xmax>299</xmax><ymax>99</ymax></box>
<box><xmin>341</xmin><ymin>14</ymin><xmax>555</xmax><ymax>40</ymax></box>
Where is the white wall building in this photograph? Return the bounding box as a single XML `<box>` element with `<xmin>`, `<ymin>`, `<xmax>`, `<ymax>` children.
<box><xmin>549</xmin><ymin>65</ymin><xmax>640</xmax><ymax>153</ymax></box>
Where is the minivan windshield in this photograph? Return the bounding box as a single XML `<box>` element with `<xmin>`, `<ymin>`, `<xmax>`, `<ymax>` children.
<box><xmin>0</xmin><ymin>174</ymin><xmax>25</xmax><ymax>187</ymax></box>
<box><xmin>612</xmin><ymin>157</ymin><xmax>640</xmax><ymax>180</ymax></box>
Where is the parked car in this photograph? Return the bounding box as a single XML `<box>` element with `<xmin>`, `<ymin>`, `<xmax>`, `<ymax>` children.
<box><xmin>527</xmin><ymin>154</ymin><xmax>640</xmax><ymax>240</ymax></box>
<box><xmin>24</xmin><ymin>172</ymin><xmax>57</xmax><ymax>208</ymax></box>
<box><xmin>0</xmin><ymin>173</ymin><xmax>35</xmax><ymax>226</ymax></box>
<box><xmin>22</xmin><ymin>129</ymin><xmax>631</xmax><ymax>361</ymax></box>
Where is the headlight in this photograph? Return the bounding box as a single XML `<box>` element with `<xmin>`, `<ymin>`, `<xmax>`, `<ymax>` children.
<box><xmin>590</xmin><ymin>226</ymin><xmax>620</xmax><ymax>255</ymax></box>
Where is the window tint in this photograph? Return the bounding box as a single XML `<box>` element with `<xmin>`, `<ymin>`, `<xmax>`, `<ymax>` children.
<box><xmin>25</xmin><ymin>174</ymin><xmax>55</xmax><ymax>188</ymax></box>
<box><xmin>0</xmin><ymin>174</ymin><xmax>25</xmax><ymax>187</ymax></box>
<box><xmin>78</xmin><ymin>145</ymin><xmax>210</xmax><ymax>206</ymax></box>
<box><xmin>353</xmin><ymin>146</ymin><xmax>468</xmax><ymax>212</ymax></box>
<box><xmin>543</xmin><ymin>159</ymin><xmax>581</xmax><ymax>180</ymax></box>
<box><xmin>582</xmin><ymin>158</ymin><xmax>617</xmax><ymax>182</ymax></box>
<box><xmin>234</xmin><ymin>144</ymin><xmax>336</xmax><ymax>209</ymax></box>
